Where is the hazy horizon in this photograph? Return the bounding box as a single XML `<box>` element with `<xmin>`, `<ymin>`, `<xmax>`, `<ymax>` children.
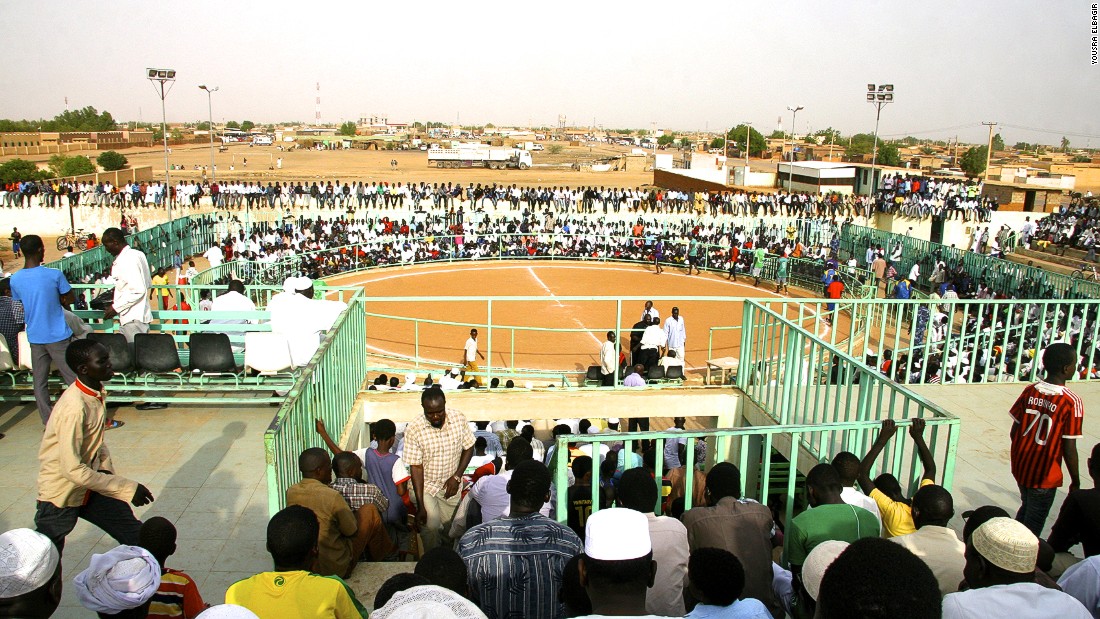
<box><xmin>1</xmin><ymin>0</ymin><xmax>1098</xmax><ymax>147</ymax></box>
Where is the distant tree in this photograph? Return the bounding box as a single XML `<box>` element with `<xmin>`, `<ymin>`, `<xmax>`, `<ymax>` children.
<box><xmin>727</xmin><ymin>124</ymin><xmax>768</xmax><ymax>157</ymax></box>
<box><xmin>657</xmin><ymin>134</ymin><xmax>676</xmax><ymax>147</ymax></box>
<box><xmin>97</xmin><ymin>151</ymin><xmax>128</xmax><ymax>171</ymax></box>
<box><xmin>48</xmin><ymin>154</ymin><xmax>96</xmax><ymax>178</ymax></box>
<box><xmin>710</xmin><ymin>137</ymin><xmax>725</xmax><ymax>149</ymax></box>
<box><xmin>225</xmin><ymin>120</ymin><xmax>241</xmax><ymax>129</ymax></box>
<box><xmin>991</xmin><ymin>133</ymin><xmax>1005</xmax><ymax>151</ymax></box>
<box><xmin>1061</xmin><ymin>136</ymin><xmax>1071</xmax><ymax>152</ymax></box>
<box><xmin>899</xmin><ymin>136</ymin><xmax>920</xmax><ymax>146</ymax></box>
<box><xmin>548</xmin><ymin>144</ymin><xmax>563</xmax><ymax>155</ymax></box>
<box><xmin>768</xmin><ymin>129</ymin><xmax>787</xmax><ymax>140</ymax></box>
<box><xmin>813</xmin><ymin>127</ymin><xmax>842</xmax><ymax>144</ymax></box>
<box><xmin>170</xmin><ymin>128</ymin><xmax>183</xmax><ymax>141</ymax></box>
<box><xmin>240</xmin><ymin>120</ymin><xmax>255</xmax><ymax>132</ymax></box>
<box><xmin>845</xmin><ymin>133</ymin><xmax>879</xmax><ymax>157</ymax></box>
<box><xmin>877</xmin><ymin>142</ymin><xmax>902</xmax><ymax>167</ymax></box>
<box><xmin>959</xmin><ymin>146</ymin><xmax>988</xmax><ymax>177</ymax></box>
<box><xmin>920</xmin><ymin>146</ymin><xmax>936</xmax><ymax>156</ymax></box>
<box><xmin>0</xmin><ymin>158</ymin><xmax>45</xmax><ymax>183</ymax></box>
<box><xmin>195</xmin><ymin>121</ymin><xmax>211</xmax><ymax>131</ymax></box>
<box><xmin>679</xmin><ymin>138</ymin><xmax>693</xmax><ymax>150</ymax></box>
<box><xmin>1014</xmin><ymin>141</ymin><xmax>1031</xmax><ymax>151</ymax></box>
<box><xmin>485</xmin><ymin>123</ymin><xmax>496</xmax><ymax>129</ymax></box>
<box><xmin>338</xmin><ymin>121</ymin><xmax>357</xmax><ymax>137</ymax></box>
<box><xmin>1072</xmin><ymin>154</ymin><xmax>1091</xmax><ymax>163</ymax></box>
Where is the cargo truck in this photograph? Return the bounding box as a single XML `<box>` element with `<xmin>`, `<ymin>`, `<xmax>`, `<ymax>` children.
<box><xmin>427</xmin><ymin>147</ymin><xmax>532</xmax><ymax>170</ymax></box>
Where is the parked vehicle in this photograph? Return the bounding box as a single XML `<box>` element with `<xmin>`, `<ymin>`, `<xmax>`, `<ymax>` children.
<box><xmin>427</xmin><ymin>147</ymin><xmax>532</xmax><ymax>170</ymax></box>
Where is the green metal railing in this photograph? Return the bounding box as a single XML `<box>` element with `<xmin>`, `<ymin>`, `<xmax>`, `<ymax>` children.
<box><xmin>46</xmin><ymin>215</ymin><xmax>219</xmax><ymax>283</ymax></box>
<box><xmin>264</xmin><ymin>288</ymin><xmax>367</xmax><ymax>516</ymax></box>
<box><xmin>839</xmin><ymin>221</ymin><xmax>1100</xmax><ymax>299</ymax></box>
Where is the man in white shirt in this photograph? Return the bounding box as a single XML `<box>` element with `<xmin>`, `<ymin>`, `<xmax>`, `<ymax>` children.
<box><xmin>202</xmin><ymin>243</ymin><xmax>224</xmax><ymax>268</ymax></box>
<box><xmin>268</xmin><ymin>276</ymin><xmax>346</xmax><ymax>368</ymax></box>
<box><xmin>462</xmin><ymin>328</ymin><xmax>485</xmax><ymax>387</ymax></box>
<box><xmin>831</xmin><ymin>451</ymin><xmax>883</xmax><ymax>533</ymax></box>
<box><xmin>1057</xmin><ymin>556</ymin><xmax>1100</xmax><ymax>618</ymax></box>
<box><xmin>640</xmin><ymin>300</ymin><xmax>659</xmax><ymax>323</ymax></box>
<box><xmin>663</xmin><ymin>306</ymin><xmax>686</xmax><ymax>363</ymax></box>
<box><xmin>208</xmin><ymin>279</ymin><xmax>257</xmax><ymax>352</ymax></box>
<box><xmin>889</xmin><ymin>484</ymin><xmax>966</xmax><ymax>596</ymax></box>
<box><xmin>101</xmin><ymin>227</ymin><xmax>152</xmax><ymax>344</ymax></box>
<box><xmin>639</xmin><ymin>316</ymin><xmax>666</xmax><ymax>372</ymax></box>
<box><xmin>658</xmin><ymin>350</ymin><xmax>684</xmax><ymax>371</ymax></box>
<box><xmin>599</xmin><ymin>331</ymin><xmax>618</xmax><ymax>387</ymax></box>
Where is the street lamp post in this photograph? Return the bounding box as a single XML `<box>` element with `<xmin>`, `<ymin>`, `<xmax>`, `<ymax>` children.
<box><xmin>786</xmin><ymin>106</ymin><xmax>803</xmax><ymax>192</ymax></box>
<box><xmin>744</xmin><ymin>122</ymin><xmax>752</xmax><ymax>168</ymax></box>
<box><xmin>147</xmin><ymin>68</ymin><xmax>176</xmax><ymax>248</ymax></box>
<box><xmin>866</xmin><ymin>83</ymin><xmax>895</xmax><ymax>195</ymax></box>
<box><xmin>199</xmin><ymin>85</ymin><xmax>218</xmax><ymax>189</ymax></box>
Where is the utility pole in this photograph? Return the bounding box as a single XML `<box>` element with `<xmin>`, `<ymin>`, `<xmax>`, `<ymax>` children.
<box><xmin>982</xmin><ymin>121</ymin><xmax>997</xmax><ymax>181</ymax></box>
<box><xmin>953</xmin><ymin>135</ymin><xmax>959</xmax><ymax>167</ymax></box>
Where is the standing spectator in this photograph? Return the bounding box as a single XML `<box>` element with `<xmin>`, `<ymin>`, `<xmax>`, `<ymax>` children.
<box><xmin>617</xmin><ymin>468</ymin><xmax>688</xmax><ymax>617</ymax></box>
<box><xmin>462</xmin><ymin>328</ymin><xmax>485</xmax><ymax>387</ymax></box>
<box><xmin>457</xmin><ymin>460</ymin><xmax>582</xmax><ymax>619</ymax></box>
<box><xmin>34</xmin><ymin>340</ymin><xmax>154</xmax><ymax>553</ymax></box>
<box><xmin>1047</xmin><ymin>442</ymin><xmax>1100</xmax><ymax>559</ymax></box>
<box><xmin>9</xmin><ymin>234</ymin><xmax>77</xmax><ymax>424</ymax></box>
<box><xmin>682</xmin><ymin>462</ymin><xmax>781</xmax><ymax>617</ymax></box>
<box><xmin>639</xmin><ymin>316</ymin><xmax>666</xmax><ymax>372</ymax></box>
<box><xmin>227</xmin><ymin>505</ymin><xmax>368</xmax><ymax>618</ymax></box>
<box><xmin>888</xmin><ymin>485</ymin><xmax>966</xmax><ymax>595</ymax></box>
<box><xmin>150</xmin><ymin>267</ymin><xmax>173</xmax><ymax>312</ymax></box>
<box><xmin>1009</xmin><ymin>342</ymin><xmax>1084</xmax><ymax>536</ymax></box>
<box><xmin>0</xmin><ymin>277</ymin><xmax>25</xmax><ymax>368</ymax></box>
<box><xmin>202</xmin><ymin>243</ymin><xmax>224</xmax><ymax>268</ymax></box>
<box><xmin>942</xmin><ymin>517</ymin><xmax>1091</xmax><ymax>618</ymax></box>
<box><xmin>9</xmin><ymin>227</ymin><xmax>21</xmax><ymax>259</ymax></box>
<box><xmin>599</xmin><ymin>331</ymin><xmax>618</xmax><ymax>386</ymax></box>
<box><xmin>100</xmin><ymin>227</ymin><xmax>152</xmax><ymax>343</ymax></box>
<box><xmin>404</xmin><ymin>388</ymin><xmax>475</xmax><ymax>551</ymax></box>
<box><xmin>871</xmin><ymin>252</ymin><xmax>887</xmax><ymax>296</ymax></box>
<box><xmin>663</xmin><ymin>306</ymin><xmax>686</xmax><ymax>364</ymax></box>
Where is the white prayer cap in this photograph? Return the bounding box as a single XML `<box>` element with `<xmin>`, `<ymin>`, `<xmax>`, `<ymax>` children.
<box><xmin>371</xmin><ymin>585</ymin><xmax>487</xmax><ymax>619</ymax></box>
<box><xmin>584</xmin><ymin>507</ymin><xmax>651</xmax><ymax>561</ymax></box>
<box><xmin>0</xmin><ymin>529</ymin><xmax>59</xmax><ymax>599</ymax></box>
<box><xmin>450</xmin><ymin>367</ymin><xmax>461</xmax><ymax>377</ymax></box>
<box><xmin>73</xmin><ymin>545</ymin><xmax>161</xmax><ymax>613</ymax></box>
<box><xmin>972</xmin><ymin>517</ymin><xmax>1038</xmax><ymax>574</ymax></box>
<box><xmin>282</xmin><ymin>276</ymin><xmax>312</xmax><ymax>293</ymax></box>
<box><xmin>607</xmin><ymin>418</ymin><xmax>620</xmax><ymax>424</ymax></box>
<box><xmin>802</xmin><ymin>540</ymin><xmax>849</xmax><ymax>601</ymax></box>
<box><xmin>404</xmin><ymin>372</ymin><xmax>417</xmax><ymax>384</ymax></box>
<box><xmin>197</xmin><ymin>605</ymin><xmax>260</xmax><ymax>619</ymax></box>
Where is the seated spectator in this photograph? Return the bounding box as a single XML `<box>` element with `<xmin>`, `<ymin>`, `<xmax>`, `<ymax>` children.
<box><xmin>227</xmin><ymin>505</ymin><xmax>367</xmax><ymax>618</ymax></box>
<box><xmin>330</xmin><ymin>452</ymin><xmax>389</xmax><ymax>516</ymax></box>
<box><xmin>1057</xmin><ymin>556</ymin><xmax>1100</xmax><ymax>618</ymax></box>
<box><xmin>786</xmin><ymin>464</ymin><xmax>879</xmax><ymax>590</ymax></box>
<box><xmin>457</xmin><ymin>460</ymin><xmax>582</xmax><ymax>619</ymax></box>
<box><xmin>686</xmin><ymin>547</ymin><xmax>770</xmax><ymax>619</ymax></box>
<box><xmin>414</xmin><ymin>547</ymin><xmax>469</xmax><ymax>598</ymax></box>
<box><xmin>659</xmin><ymin>350</ymin><xmax>684</xmax><ymax>370</ymax></box>
<box><xmin>794</xmin><ymin>540</ymin><xmax>847</xmax><ymax>619</ymax></box>
<box><xmin>0</xmin><ymin>528</ymin><xmax>63</xmax><ymax>619</ymax></box>
<box><xmin>617</xmin><ymin>468</ymin><xmax>687</xmax><ymax>617</ymax></box>
<box><xmin>889</xmin><ymin>484</ymin><xmax>966</xmax><ymax>595</ymax></box>
<box><xmin>577</xmin><ymin>507</ymin><xmax>656</xmax><ymax>617</ymax></box>
<box><xmin>519</xmin><ymin>425</ymin><xmax>546</xmax><ymax>462</ymax></box>
<box><xmin>73</xmin><ymin>545</ymin><xmax>162</xmax><ymax>619</ymax></box>
<box><xmin>371</xmin><ymin>585</ymin><xmax>486</xmax><ymax>619</ymax></box>
<box><xmin>315</xmin><ymin>418</ymin><xmax>411</xmax><ymax>530</ymax></box>
<box><xmin>567</xmin><ymin>455</ymin><xmax>609</xmax><ymax>541</ymax></box>
<box><xmin>666</xmin><ymin>443</ymin><xmax>707</xmax><ymax>513</ymax></box>
<box><xmin>468</xmin><ymin>437</ymin><xmax>539</xmax><ymax>523</ymax></box>
<box><xmin>208</xmin><ymin>279</ymin><xmax>256</xmax><ymax>352</ymax></box>
<box><xmin>374</xmin><ymin>573</ymin><xmax>429</xmax><ymax>610</ymax></box>
<box><xmin>473</xmin><ymin>421</ymin><xmax>504</xmax><ymax>458</ymax></box>
<box><xmin>815</xmin><ymin>538</ymin><xmax>941</xmax><ymax>619</ymax></box>
<box><xmin>681</xmin><ymin>462</ymin><xmax>781</xmax><ymax>617</ymax></box>
<box><xmin>141</xmin><ymin>517</ymin><xmax>206</xmax><ymax>619</ymax></box>
<box><xmin>559</xmin><ymin>555</ymin><xmax>592</xmax><ymax>618</ymax></box>
<box><xmin>495</xmin><ymin>420</ymin><xmax>520</xmax><ymax>450</ymax></box>
<box><xmin>1048</xmin><ymin>442</ymin><xmax>1100</xmax><ymax>560</ymax></box>
<box><xmin>285</xmin><ymin>448</ymin><xmax>392</xmax><ymax>578</ymax></box>
<box><xmin>857</xmin><ymin>419</ymin><xmax>936</xmax><ymax>537</ymax></box>
<box><xmin>623</xmin><ymin>364</ymin><xmax>647</xmax><ymax>387</ymax></box>
<box><xmin>467</xmin><ymin>437</ymin><xmax>500</xmax><ymax>476</ymax></box>
<box><xmin>943</xmin><ymin>517</ymin><xmax>1091</xmax><ymax>618</ymax></box>
<box><xmin>831</xmin><ymin>451</ymin><xmax>882</xmax><ymax>532</ymax></box>
<box><xmin>195</xmin><ymin>606</ymin><xmax>258</xmax><ymax>618</ymax></box>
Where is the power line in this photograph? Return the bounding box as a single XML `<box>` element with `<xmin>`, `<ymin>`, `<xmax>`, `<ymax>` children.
<box><xmin>876</xmin><ymin>122</ymin><xmax>982</xmax><ymax>138</ymax></box>
<box><xmin>998</xmin><ymin>123</ymin><xmax>1100</xmax><ymax>140</ymax></box>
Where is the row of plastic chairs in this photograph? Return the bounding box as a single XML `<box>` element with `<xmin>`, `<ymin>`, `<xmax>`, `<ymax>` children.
<box><xmin>583</xmin><ymin>363</ymin><xmax>686</xmax><ymax>386</ymax></box>
<box><xmin>0</xmin><ymin>330</ymin><xmax>297</xmax><ymax>389</ymax></box>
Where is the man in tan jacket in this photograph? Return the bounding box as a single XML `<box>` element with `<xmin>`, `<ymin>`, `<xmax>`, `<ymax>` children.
<box><xmin>34</xmin><ymin>339</ymin><xmax>154</xmax><ymax>553</ymax></box>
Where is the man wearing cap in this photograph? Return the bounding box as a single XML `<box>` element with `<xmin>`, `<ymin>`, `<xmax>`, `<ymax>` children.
<box><xmin>616</xmin><ymin>468</ymin><xmax>688</xmax><ymax>617</ymax></box>
<box><xmin>578</xmin><ymin>507</ymin><xmax>665</xmax><ymax>617</ymax></box>
<box><xmin>458</xmin><ymin>460</ymin><xmax>581</xmax><ymax>619</ymax></box>
<box><xmin>0</xmin><ymin>528</ymin><xmax>63</xmax><ymax>618</ymax></box>
<box><xmin>268</xmin><ymin>276</ymin><xmax>347</xmax><ymax>368</ymax></box>
<box><xmin>942</xmin><ymin>517</ymin><xmax>1091</xmax><ymax>618</ymax></box>
<box><xmin>73</xmin><ymin>544</ymin><xmax>162</xmax><ymax>617</ymax></box>
<box><xmin>405</xmin><ymin>388</ymin><xmax>475</xmax><ymax>552</ymax></box>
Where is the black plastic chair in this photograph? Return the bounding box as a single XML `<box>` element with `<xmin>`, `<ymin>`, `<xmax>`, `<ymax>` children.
<box><xmin>87</xmin><ymin>333</ymin><xmax>135</xmax><ymax>383</ymax></box>
<box><xmin>664</xmin><ymin>365</ymin><xmax>685</xmax><ymax>383</ymax></box>
<box><xmin>584</xmin><ymin>365</ymin><xmax>602</xmax><ymax>386</ymax></box>
<box><xmin>188</xmin><ymin>333</ymin><xmax>241</xmax><ymax>385</ymax></box>
<box><xmin>646</xmin><ymin>365</ymin><xmax>665</xmax><ymax>383</ymax></box>
<box><xmin>134</xmin><ymin>333</ymin><xmax>183</xmax><ymax>385</ymax></box>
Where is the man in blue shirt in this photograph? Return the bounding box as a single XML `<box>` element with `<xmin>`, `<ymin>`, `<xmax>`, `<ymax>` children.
<box><xmin>9</xmin><ymin>235</ymin><xmax>77</xmax><ymax>424</ymax></box>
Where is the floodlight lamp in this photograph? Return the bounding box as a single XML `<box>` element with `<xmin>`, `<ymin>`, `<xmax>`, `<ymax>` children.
<box><xmin>147</xmin><ymin>68</ymin><xmax>157</xmax><ymax>78</ymax></box>
<box><xmin>867</xmin><ymin>84</ymin><xmax>876</xmax><ymax>91</ymax></box>
<box><xmin>884</xmin><ymin>84</ymin><xmax>894</xmax><ymax>92</ymax></box>
<box><xmin>199</xmin><ymin>84</ymin><xmax>207</xmax><ymax>90</ymax></box>
<box><xmin>166</xmin><ymin>70</ymin><xmax>176</xmax><ymax>79</ymax></box>
<box><xmin>867</xmin><ymin>94</ymin><xmax>876</xmax><ymax>101</ymax></box>
<box><xmin>883</xmin><ymin>93</ymin><xmax>893</xmax><ymax>101</ymax></box>
<box><xmin>877</xmin><ymin>94</ymin><xmax>886</xmax><ymax>101</ymax></box>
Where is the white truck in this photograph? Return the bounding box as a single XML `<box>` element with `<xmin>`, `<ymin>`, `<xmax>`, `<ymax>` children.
<box><xmin>427</xmin><ymin>147</ymin><xmax>532</xmax><ymax>170</ymax></box>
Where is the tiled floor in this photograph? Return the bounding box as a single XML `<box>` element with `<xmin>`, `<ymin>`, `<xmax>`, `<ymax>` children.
<box><xmin>1</xmin><ymin>381</ymin><xmax>1095</xmax><ymax>617</ymax></box>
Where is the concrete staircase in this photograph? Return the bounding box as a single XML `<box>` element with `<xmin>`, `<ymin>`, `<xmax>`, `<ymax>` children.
<box><xmin>1006</xmin><ymin>246</ymin><xmax>1095</xmax><ymax>276</ymax></box>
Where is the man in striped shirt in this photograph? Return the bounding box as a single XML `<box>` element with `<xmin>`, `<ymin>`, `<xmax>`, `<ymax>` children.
<box><xmin>1009</xmin><ymin>343</ymin><xmax>1085</xmax><ymax>536</ymax></box>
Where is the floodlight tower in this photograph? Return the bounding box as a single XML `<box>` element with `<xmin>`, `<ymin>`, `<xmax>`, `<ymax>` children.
<box><xmin>148</xmin><ymin>68</ymin><xmax>176</xmax><ymax>240</ymax></box>
<box><xmin>198</xmin><ymin>84</ymin><xmax>218</xmax><ymax>185</ymax></box>
<box><xmin>786</xmin><ymin>106</ymin><xmax>803</xmax><ymax>192</ymax></box>
<box><xmin>866</xmin><ymin>83</ymin><xmax>895</xmax><ymax>194</ymax></box>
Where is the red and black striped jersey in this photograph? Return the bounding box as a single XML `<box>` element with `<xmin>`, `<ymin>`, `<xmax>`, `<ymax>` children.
<box><xmin>1009</xmin><ymin>381</ymin><xmax>1084</xmax><ymax>488</ymax></box>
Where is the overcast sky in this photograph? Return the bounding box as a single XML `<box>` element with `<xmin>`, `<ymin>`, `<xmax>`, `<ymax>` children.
<box><xmin>2</xmin><ymin>0</ymin><xmax>1097</xmax><ymax>146</ymax></box>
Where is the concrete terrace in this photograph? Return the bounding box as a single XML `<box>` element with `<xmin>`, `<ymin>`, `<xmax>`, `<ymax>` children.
<box><xmin>0</xmin><ymin>381</ymin><xmax>1096</xmax><ymax>617</ymax></box>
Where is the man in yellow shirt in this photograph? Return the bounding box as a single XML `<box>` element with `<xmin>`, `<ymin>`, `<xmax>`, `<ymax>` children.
<box><xmin>227</xmin><ymin>505</ymin><xmax>367</xmax><ymax>618</ymax></box>
<box><xmin>857</xmin><ymin>418</ymin><xmax>937</xmax><ymax>538</ymax></box>
<box><xmin>150</xmin><ymin>267</ymin><xmax>173</xmax><ymax>311</ymax></box>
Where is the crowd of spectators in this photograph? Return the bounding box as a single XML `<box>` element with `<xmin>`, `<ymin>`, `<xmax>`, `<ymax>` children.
<box><xmin>1024</xmin><ymin>193</ymin><xmax>1100</xmax><ymax>261</ymax></box>
<box><xmin>872</xmin><ymin>173</ymin><xmax>995</xmax><ymax>222</ymax></box>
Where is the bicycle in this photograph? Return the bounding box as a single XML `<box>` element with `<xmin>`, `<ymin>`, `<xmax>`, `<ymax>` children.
<box><xmin>1071</xmin><ymin>263</ymin><xmax>1099</xmax><ymax>282</ymax></box>
<box><xmin>56</xmin><ymin>228</ymin><xmax>90</xmax><ymax>252</ymax></box>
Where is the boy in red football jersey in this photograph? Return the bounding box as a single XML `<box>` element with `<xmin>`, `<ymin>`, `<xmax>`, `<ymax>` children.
<box><xmin>1009</xmin><ymin>342</ymin><xmax>1084</xmax><ymax>536</ymax></box>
